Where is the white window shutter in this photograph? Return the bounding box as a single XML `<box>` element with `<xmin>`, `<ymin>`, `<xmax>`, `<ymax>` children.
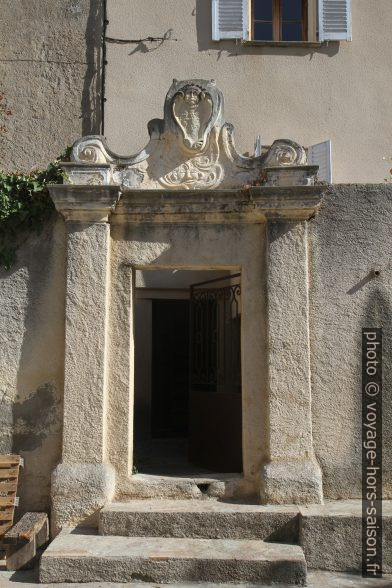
<box><xmin>308</xmin><ymin>140</ymin><xmax>333</xmax><ymax>183</ymax></box>
<box><xmin>212</xmin><ymin>0</ymin><xmax>248</xmax><ymax>41</ymax></box>
<box><xmin>318</xmin><ymin>0</ymin><xmax>352</xmax><ymax>42</ymax></box>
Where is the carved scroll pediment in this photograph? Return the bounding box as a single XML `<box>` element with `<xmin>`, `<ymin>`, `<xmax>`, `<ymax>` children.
<box><xmin>66</xmin><ymin>79</ymin><xmax>318</xmax><ymax>190</ymax></box>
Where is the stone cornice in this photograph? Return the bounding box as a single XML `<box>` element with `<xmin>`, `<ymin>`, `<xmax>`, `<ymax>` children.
<box><xmin>111</xmin><ymin>185</ymin><xmax>325</xmax><ymax>224</ymax></box>
<box><xmin>49</xmin><ymin>184</ymin><xmax>325</xmax><ymax>224</ymax></box>
<box><xmin>49</xmin><ymin>185</ymin><xmax>120</xmax><ymax>223</ymax></box>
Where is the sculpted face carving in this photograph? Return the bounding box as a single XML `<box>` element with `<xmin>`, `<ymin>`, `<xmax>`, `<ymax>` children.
<box><xmin>183</xmin><ymin>87</ymin><xmax>202</xmax><ymax>105</ymax></box>
<box><xmin>172</xmin><ymin>84</ymin><xmax>213</xmax><ymax>152</ymax></box>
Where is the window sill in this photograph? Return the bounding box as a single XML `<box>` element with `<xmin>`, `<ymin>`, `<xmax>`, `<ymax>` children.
<box><xmin>242</xmin><ymin>40</ymin><xmax>324</xmax><ymax>48</ymax></box>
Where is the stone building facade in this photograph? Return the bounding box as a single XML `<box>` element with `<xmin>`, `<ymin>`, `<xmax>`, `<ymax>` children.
<box><xmin>0</xmin><ymin>1</ymin><xmax>391</xmax><ymax>583</ymax></box>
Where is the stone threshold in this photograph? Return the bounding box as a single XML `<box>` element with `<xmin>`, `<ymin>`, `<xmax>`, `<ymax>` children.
<box><xmin>116</xmin><ymin>472</ymin><xmax>252</xmax><ymax>501</ymax></box>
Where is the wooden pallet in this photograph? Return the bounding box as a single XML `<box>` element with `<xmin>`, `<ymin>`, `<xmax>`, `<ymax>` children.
<box><xmin>3</xmin><ymin>512</ymin><xmax>49</xmax><ymax>571</ymax></box>
<box><xmin>0</xmin><ymin>455</ymin><xmax>23</xmax><ymax>538</ymax></box>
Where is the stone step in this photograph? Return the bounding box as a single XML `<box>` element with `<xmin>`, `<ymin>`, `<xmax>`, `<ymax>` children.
<box><xmin>99</xmin><ymin>499</ymin><xmax>300</xmax><ymax>541</ymax></box>
<box><xmin>299</xmin><ymin>500</ymin><xmax>392</xmax><ymax>573</ymax></box>
<box><xmin>39</xmin><ymin>530</ymin><xmax>307</xmax><ymax>585</ymax></box>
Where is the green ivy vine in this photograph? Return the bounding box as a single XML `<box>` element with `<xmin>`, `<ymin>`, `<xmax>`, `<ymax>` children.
<box><xmin>0</xmin><ymin>149</ymin><xmax>70</xmax><ymax>270</ymax></box>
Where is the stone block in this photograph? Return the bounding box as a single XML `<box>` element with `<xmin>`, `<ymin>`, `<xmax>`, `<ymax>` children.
<box><xmin>299</xmin><ymin>500</ymin><xmax>392</xmax><ymax>573</ymax></box>
<box><xmin>51</xmin><ymin>463</ymin><xmax>115</xmax><ymax>533</ymax></box>
<box><xmin>261</xmin><ymin>460</ymin><xmax>323</xmax><ymax>504</ymax></box>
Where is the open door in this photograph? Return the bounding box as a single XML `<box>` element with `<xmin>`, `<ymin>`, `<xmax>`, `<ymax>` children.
<box><xmin>188</xmin><ymin>274</ymin><xmax>242</xmax><ymax>472</ymax></box>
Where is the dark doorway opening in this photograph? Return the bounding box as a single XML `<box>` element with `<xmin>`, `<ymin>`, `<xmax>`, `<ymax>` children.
<box><xmin>151</xmin><ymin>299</ymin><xmax>190</xmax><ymax>438</ymax></box>
<box><xmin>133</xmin><ymin>270</ymin><xmax>243</xmax><ymax>476</ymax></box>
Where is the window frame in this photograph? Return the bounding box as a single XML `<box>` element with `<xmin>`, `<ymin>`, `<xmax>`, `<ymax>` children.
<box><xmin>211</xmin><ymin>0</ymin><xmax>351</xmax><ymax>45</ymax></box>
<box><xmin>251</xmin><ymin>0</ymin><xmax>308</xmax><ymax>43</ymax></box>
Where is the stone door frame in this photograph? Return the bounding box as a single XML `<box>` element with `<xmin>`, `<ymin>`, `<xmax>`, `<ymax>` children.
<box><xmin>49</xmin><ymin>185</ymin><xmax>324</xmax><ymax>530</ymax></box>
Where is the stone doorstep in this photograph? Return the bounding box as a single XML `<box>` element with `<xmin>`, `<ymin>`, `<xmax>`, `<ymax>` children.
<box><xmin>39</xmin><ymin>531</ymin><xmax>306</xmax><ymax>585</ymax></box>
<box><xmin>99</xmin><ymin>500</ymin><xmax>300</xmax><ymax>542</ymax></box>
<box><xmin>299</xmin><ymin>500</ymin><xmax>392</xmax><ymax>573</ymax></box>
<box><xmin>120</xmin><ymin>473</ymin><xmax>245</xmax><ymax>500</ymax></box>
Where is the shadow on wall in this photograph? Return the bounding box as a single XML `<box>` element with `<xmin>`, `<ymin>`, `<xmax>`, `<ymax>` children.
<box><xmin>81</xmin><ymin>0</ymin><xmax>103</xmax><ymax>135</ymax></box>
<box><xmin>105</xmin><ymin>29</ymin><xmax>176</xmax><ymax>57</ymax></box>
<box><xmin>7</xmin><ymin>219</ymin><xmax>66</xmax><ymax>515</ymax></box>
<box><xmin>195</xmin><ymin>0</ymin><xmax>339</xmax><ymax>58</ymax></box>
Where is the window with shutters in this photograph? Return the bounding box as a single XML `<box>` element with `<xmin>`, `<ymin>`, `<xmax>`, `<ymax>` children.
<box><xmin>212</xmin><ymin>0</ymin><xmax>352</xmax><ymax>44</ymax></box>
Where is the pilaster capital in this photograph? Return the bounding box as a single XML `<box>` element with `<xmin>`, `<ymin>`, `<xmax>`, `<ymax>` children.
<box><xmin>248</xmin><ymin>185</ymin><xmax>324</xmax><ymax>221</ymax></box>
<box><xmin>48</xmin><ymin>184</ymin><xmax>120</xmax><ymax>223</ymax></box>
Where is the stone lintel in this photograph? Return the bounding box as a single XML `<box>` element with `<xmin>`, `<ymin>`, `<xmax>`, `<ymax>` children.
<box><xmin>111</xmin><ymin>186</ymin><xmax>324</xmax><ymax>224</ymax></box>
<box><xmin>48</xmin><ymin>184</ymin><xmax>120</xmax><ymax>223</ymax></box>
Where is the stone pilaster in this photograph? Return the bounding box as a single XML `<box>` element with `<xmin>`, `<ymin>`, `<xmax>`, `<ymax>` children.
<box><xmin>261</xmin><ymin>219</ymin><xmax>323</xmax><ymax>504</ymax></box>
<box><xmin>48</xmin><ymin>185</ymin><xmax>119</xmax><ymax>530</ymax></box>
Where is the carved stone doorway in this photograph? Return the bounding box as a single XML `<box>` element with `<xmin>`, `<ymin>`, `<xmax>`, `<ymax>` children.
<box><xmin>48</xmin><ymin>78</ymin><xmax>326</xmax><ymax>531</ymax></box>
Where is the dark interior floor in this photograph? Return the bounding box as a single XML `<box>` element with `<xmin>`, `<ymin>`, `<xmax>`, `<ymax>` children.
<box><xmin>134</xmin><ymin>437</ymin><xmax>216</xmax><ymax>476</ymax></box>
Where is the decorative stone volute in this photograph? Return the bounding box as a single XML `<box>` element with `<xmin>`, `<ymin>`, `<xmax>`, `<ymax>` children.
<box><xmin>62</xmin><ymin>79</ymin><xmax>318</xmax><ymax>191</ymax></box>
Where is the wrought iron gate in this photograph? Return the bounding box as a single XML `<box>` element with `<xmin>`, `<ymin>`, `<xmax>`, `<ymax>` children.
<box><xmin>190</xmin><ymin>273</ymin><xmax>241</xmax><ymax>395</ymax></box>
<box><xmin>189</xmin><ymin>273</ymin><xmax>242</xmax><ymax>472</ymax></box>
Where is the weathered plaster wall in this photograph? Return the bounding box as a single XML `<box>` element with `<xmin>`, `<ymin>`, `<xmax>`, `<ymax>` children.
<box><xmin>0</xmin><ymin>0</ymin><xmax>103</xmax><ymax>514</ymax></box>
<box><xmin>104</xmin><ymin>0</ymin><xmax>391</xmax><ymax>184</ymax></box>
<box><xmin>310</xmin><ymin>184</ymin><xmax>392</xmax><ymax>499</ymax></box>
<box><xmin>0</xmin><ymin>0</ymin><xmax>103</xmax><ymax>172</ymax></box>
<box><xmin>0</xmin><ymin>220</ymin><xmax>66</xmax><ymax>513</ymax></box>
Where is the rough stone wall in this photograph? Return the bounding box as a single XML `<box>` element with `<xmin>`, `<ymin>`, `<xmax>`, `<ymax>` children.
<box><xmin>309</xmin><ymin>184</ymin><xmax>392</xmax><ymax>499</ymax></box>
<box><xmin>0</xmin><ymin>0</ymin><xmax>102</xmax><ymax>514</ymax></box>
<box><xmin>0</xmin><ymin>0</ymin><xmax>103</xmax><ymax>172</ymax></box>
<box><xmin>0</xmin><ymin>220</ymin><xmax>66</xmax><ymax>513</ymax></box>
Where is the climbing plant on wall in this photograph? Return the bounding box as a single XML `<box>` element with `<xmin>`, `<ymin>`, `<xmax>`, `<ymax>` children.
<box><xmin>0</xmin><ymin>150</ymin><xmax>70</xmax><ymax>270</ymax></box>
